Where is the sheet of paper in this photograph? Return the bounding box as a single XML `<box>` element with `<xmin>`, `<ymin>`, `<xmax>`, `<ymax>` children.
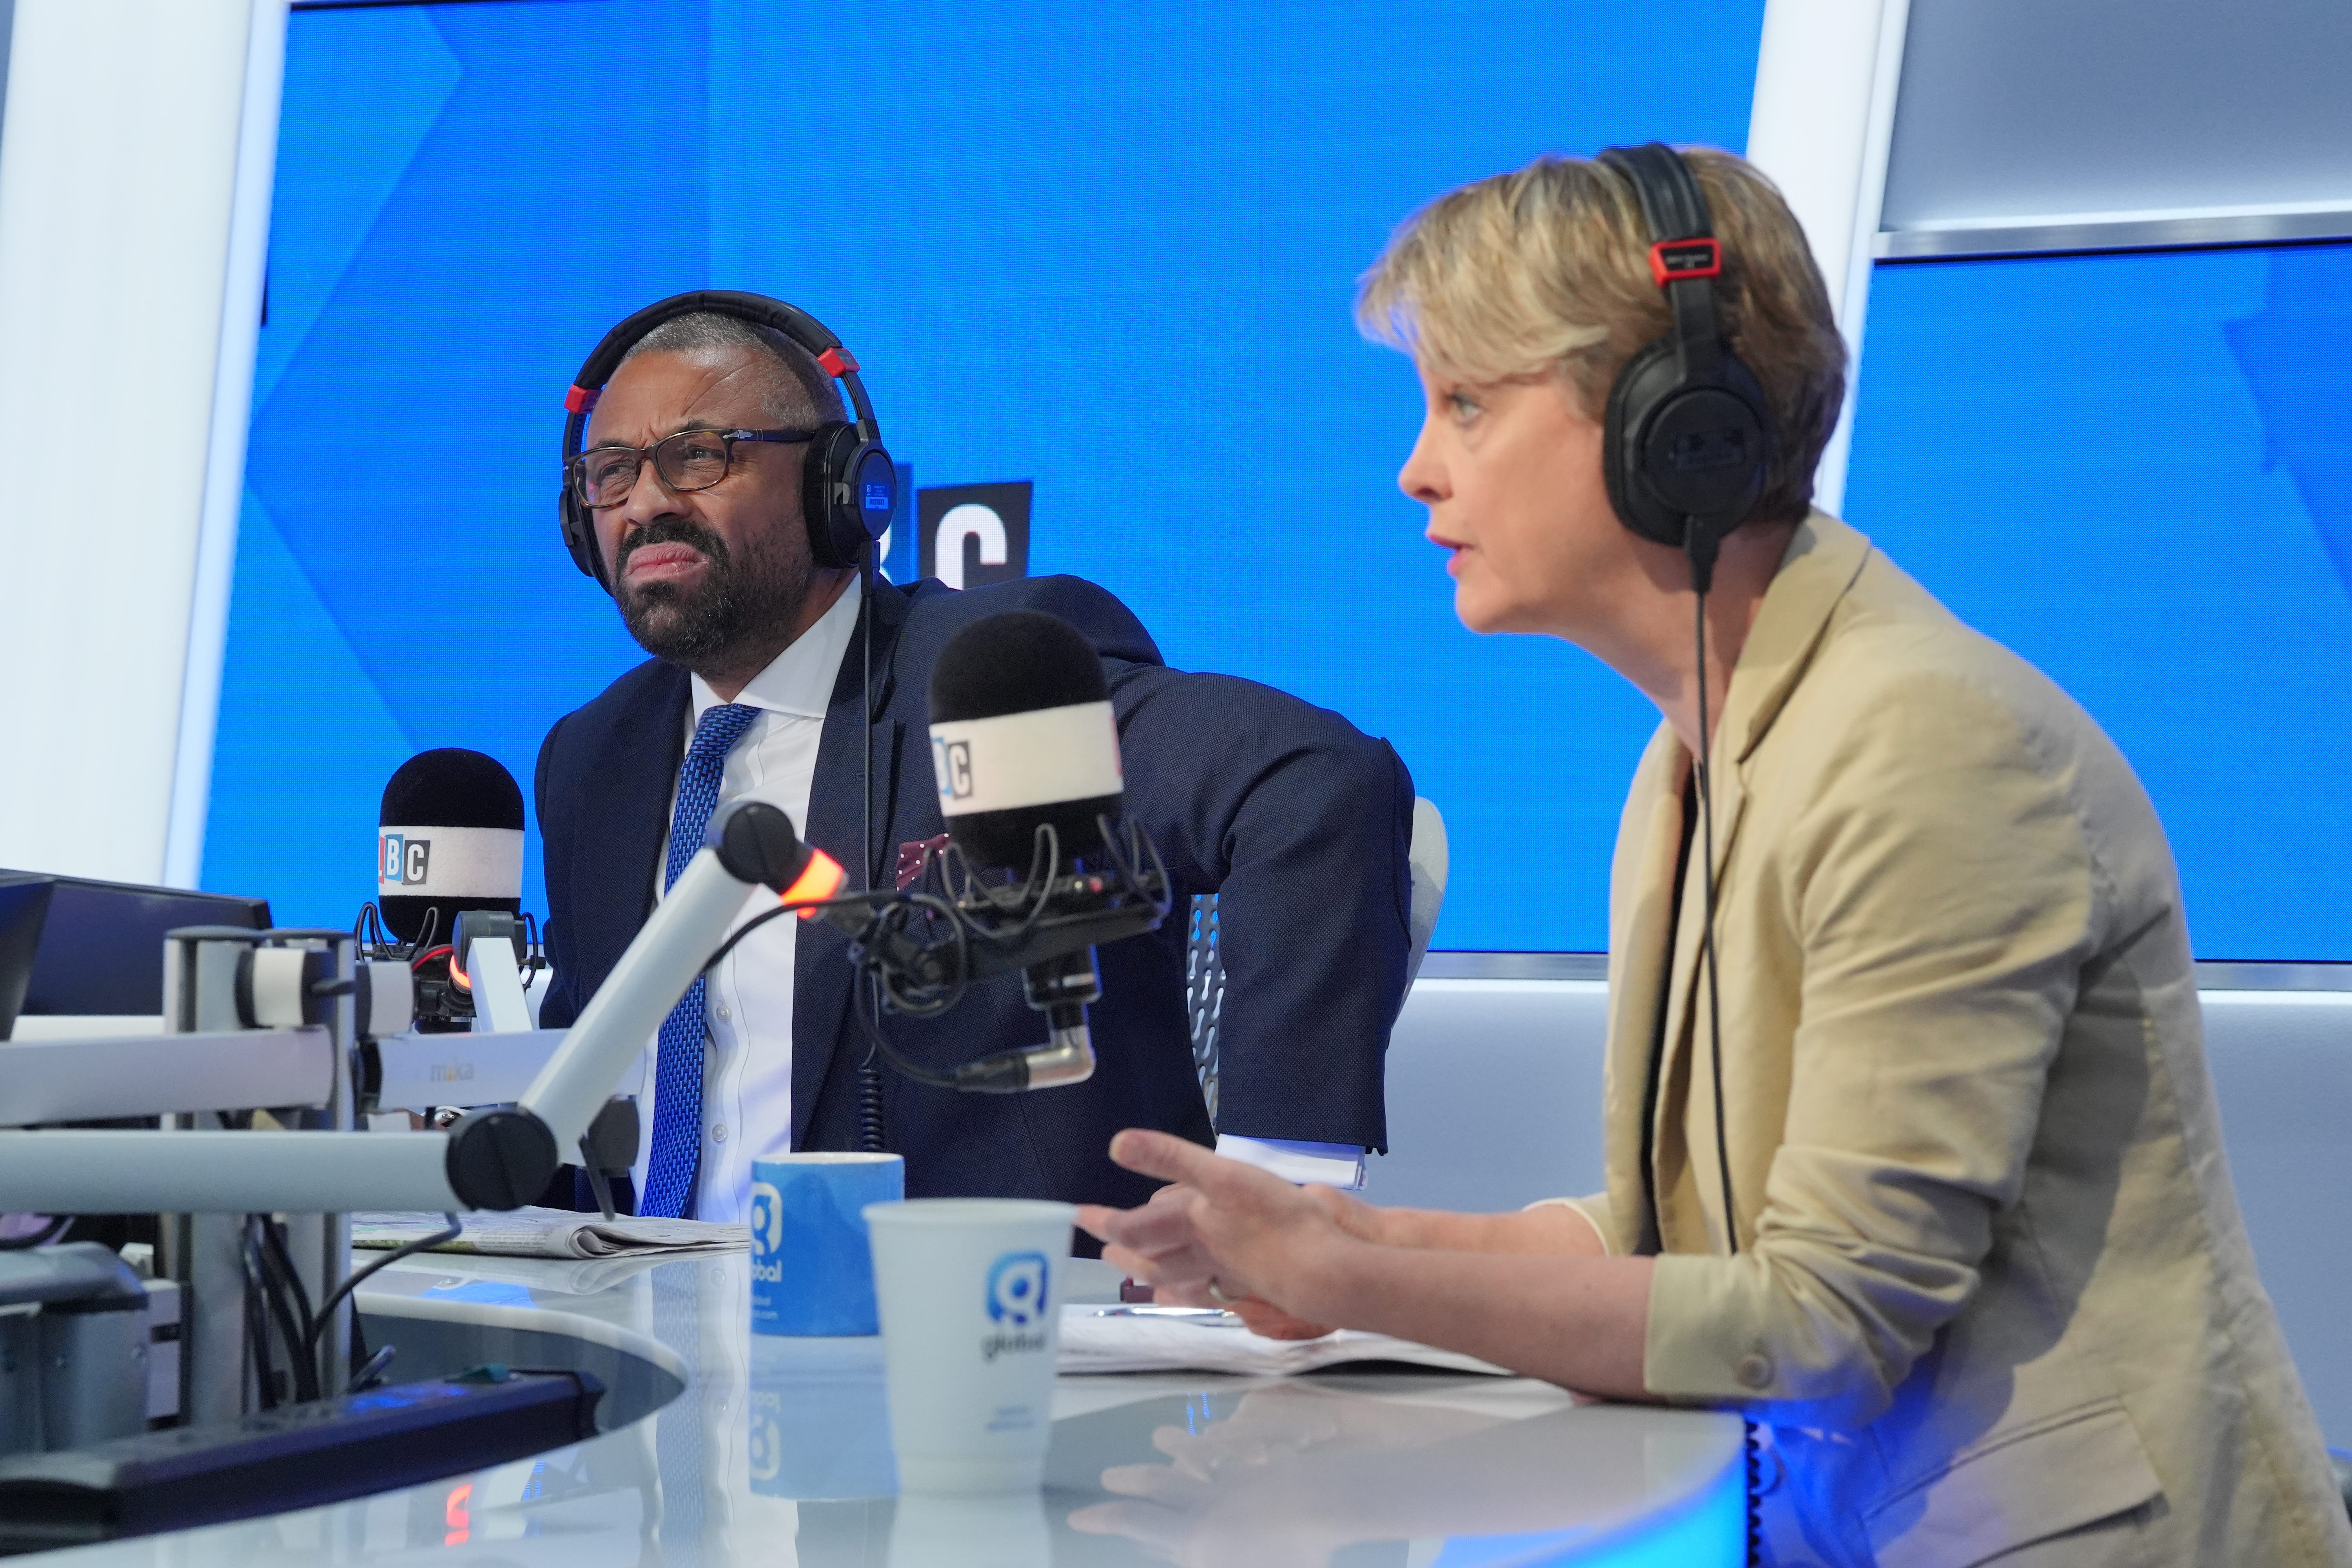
<box><xmin>1056</xmin><ymin>1305</ymin><xmax>1509</xmax><ymax>1377</ymax></box>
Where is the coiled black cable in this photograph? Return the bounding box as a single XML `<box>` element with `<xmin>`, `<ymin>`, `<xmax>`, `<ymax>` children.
<box><xmin>857</xmin><ymin>1062</ymin><xmax>889</xmax><ymax>1152</ymax></box>
<box><xmin>1745</xmin><ymin>1419</ymin><xmax>1764</xmax><ymax>1564</ymax></box>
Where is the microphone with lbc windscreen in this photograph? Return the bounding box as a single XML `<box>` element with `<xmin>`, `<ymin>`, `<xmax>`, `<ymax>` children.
<box><xmin>365</xmin><ymin>748</ymin><xmax>537</xmax><ymax>1031</ymax></box>
<box><xmin>376</xmin><ymin>749</ymin><xmax>524</xmax><ymax>943</ymax></box>
<box><xmin>917</xmin><ymin>610</ymin><xmax>1140</xmax><ymax>1089</ymax></box>
<box><xmin>708</xmin><ymin>611</ymin><xmax>1172</xmax><ymax>1094</ymax></box>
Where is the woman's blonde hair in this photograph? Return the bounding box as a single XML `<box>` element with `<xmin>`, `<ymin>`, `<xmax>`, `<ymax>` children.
<box><xmin>1356</xmin><ymin>147</ymin><xmax>1846</xmax><ymax>525</ymax></box>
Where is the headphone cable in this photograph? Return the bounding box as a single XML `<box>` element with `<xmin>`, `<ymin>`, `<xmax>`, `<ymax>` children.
<box><xmin>1691</xmin><ymin>538</ymin><xmax>1738</xmax><ymax>1257</ymax></box>
<box><xmin>857</xmin><ymin>536</ymin><xmax>888</xmax><ymax>1151</ymax></box>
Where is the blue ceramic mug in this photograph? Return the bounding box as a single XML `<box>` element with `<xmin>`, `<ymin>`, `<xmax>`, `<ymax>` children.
<box><xmin>749</xmin><ymin>1152</ymin><xmax>904</xmax><ymax>1336</ymax></box>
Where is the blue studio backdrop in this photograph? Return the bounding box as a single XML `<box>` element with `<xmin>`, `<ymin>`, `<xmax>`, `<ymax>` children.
<box><xmin>206</xmin><ymin>1</ymin><xmax>2352</xmax><ymax>958</ymax></box>
<box><xmin>205</xmin><ymin>0</ymin><xmax>1766</xmax><ymax>949</ymax></box>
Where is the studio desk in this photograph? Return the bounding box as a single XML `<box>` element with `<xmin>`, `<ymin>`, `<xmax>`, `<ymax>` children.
<box><xmin>28</xmin><ymin>1248</ymin><xmax>1747</xmax><ymax>1568</ymax></box>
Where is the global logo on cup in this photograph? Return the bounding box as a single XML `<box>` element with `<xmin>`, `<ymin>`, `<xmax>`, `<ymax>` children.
<box><xmin>981</xmin><ymin>1249</ymin><xmax>1050</xmax><ymax>1362</ymax></box>
<box><xmin>749</xmin><ymin>1181</ymin><xmax>784</xmax><ymax>1284</ymax></box>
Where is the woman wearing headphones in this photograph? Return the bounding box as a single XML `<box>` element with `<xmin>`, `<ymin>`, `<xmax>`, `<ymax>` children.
<box><xmin>1080</xmin><ymin>147</ymin><xmax>2350</xmax><ymax>1566</ymax></box>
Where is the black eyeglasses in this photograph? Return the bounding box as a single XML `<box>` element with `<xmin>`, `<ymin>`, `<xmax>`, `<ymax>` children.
<box><xmin>569</xmin><ymin>427</ymin><xmax>818</xmax><ymax>509</ymax></box>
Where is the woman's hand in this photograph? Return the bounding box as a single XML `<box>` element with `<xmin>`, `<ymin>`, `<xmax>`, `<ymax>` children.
<box><xmin>1076</xmin><ymin>1130</ymin><xmax>1370</xmax><ymax>1333</ymax></box>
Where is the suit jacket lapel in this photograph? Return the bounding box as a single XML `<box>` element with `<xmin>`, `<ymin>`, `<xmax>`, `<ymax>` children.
<box><xmin>1642</xmin><ymin>512</ymin><xmax>1875</xmax><ymax>1253</ymax></box>
<box><xmin>791</xmin><ymin>583</ymin><xmax>910</xmax><ymax>1150</ymax></box>
<box><xmin>599</xmin><ymin>665</ymin><xmax>690</xmax><ymax>951</ymax></box>
<box><xmin>1602</xmin><ymin>726</ymin><xmax>1686</xmax><ymax>1256</ymax></box>
<box><xmin>1651</xmin><ymin>736</ymin><xmax>1754</xmax><ymax>1252</ymax></box>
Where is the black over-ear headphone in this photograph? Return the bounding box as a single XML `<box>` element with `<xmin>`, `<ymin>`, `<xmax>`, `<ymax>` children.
<box><xmin>557</xmin><ymin>289</ymin><xmax>897</xmax><ymax>588</ymax></box>
<box><xmin>1597</xmin><ymin>144</ymin><xmax>1771</xmax><ymax>596</ymax></box>
<box><xmin>1600</xmin><ymin>145</ymin><xmax>1771</xmax><ymax>1257</ymax></box>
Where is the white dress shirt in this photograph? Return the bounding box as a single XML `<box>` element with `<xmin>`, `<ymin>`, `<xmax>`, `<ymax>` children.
<box><xmin>626</xmin><ymin>581</ymin><xmax>860</xmax><ymax>1223</ymax></box>
<box><xmin>623</xmin><ymin>581</ymin><xmax>1363</xmax><ymax>1220</ymax></box>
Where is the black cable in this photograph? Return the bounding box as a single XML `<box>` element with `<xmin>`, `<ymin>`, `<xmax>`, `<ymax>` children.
<box><xmin>862</xmin><ymin>538</ymin><xmax>875</xmax><ymax>893</ymax></box>
<box><xmin>700</xmin><ymin>889</ymin><xmax>890</xmax><ymax>975</ymax></box>
<box><xmin>256</xmin><ymin>1218</ymin><xmax>320</xmax><ymax>1401</ymax></box>
<box><xmin>240</xmin><ymin>1221</ymin><xmax>283</xmax><ymax>1410</ymax></box>
<box><xmin>303</xmin><ymin>1213</ymin><xmax>461</xmax><ymax>1367</ymax></box>
<box><xmin>857</xmin><ymin>976</ymin><xmax>889</xmax><ymax>1152</ymax></box>
<box><xmin>856</xmin><ymin>543</ymin><xmax>895</xmax><ymax>1147</ymax></box>
<box><xmin>1693</xmin><ymin>555</ymin><xmax>1738</xmax><ymax>1256</ymax></box>
<box><xmin>348</xmin><ymin>1343</ymin><xmax>398</xmax><ymax>1394</ymax></box>
<box><xmin>853</xmin><ymin>977</ymin><xmax>964</xmax><ymax>1089</ymax></box>
<box><xmin>259</xmin><ymin>1217</ymin><xmax>317</xmax><ymax>1346</ymax></box>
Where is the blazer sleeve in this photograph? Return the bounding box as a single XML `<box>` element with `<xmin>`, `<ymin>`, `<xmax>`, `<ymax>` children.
<box><xmin>1108</xmin><ymin>662</ymin><xmax>1415</xmax><ymax>1152</ymax></box>
<box><xmin>534</xmin><ymin>711</ymin><xmax>583</xmax><ymax>1032</ymax></box>
<box><xmin>1644</xmin><ymin>667</ymin><xmax>2102</xmax><ymax>1426</ymax></box>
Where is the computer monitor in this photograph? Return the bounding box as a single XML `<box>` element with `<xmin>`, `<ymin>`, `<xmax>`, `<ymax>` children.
<box><xmin>0</xmin><ymin>872</ymin><xmax>271</xmax><ymax>1018</ymax></box>
<box><xmin>0</xmin><ymin>880</ymin><xmax>51</xmax><ymax>1040</ymax></box>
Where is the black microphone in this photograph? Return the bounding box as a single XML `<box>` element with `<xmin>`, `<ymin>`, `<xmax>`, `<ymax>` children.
<box><xmin>917</xmin><ymin>610</ymin><xmax>1140</xmax><ymax>1090</ymax></box>
<box><xmin>370</xmin><ymin>750</ymin><xmax>530</xmax><ymax>1031</ymax></box>
<box><xmin>375</xmin><ymin>749</ymin><xmax>525</xmax><ymax>943</ymax></box>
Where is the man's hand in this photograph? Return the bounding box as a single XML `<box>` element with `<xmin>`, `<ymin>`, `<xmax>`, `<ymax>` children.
<box><xmin>1076</xmin><ymin>1129</ymin><xmax>1370</xmax><ymax>1335</ymax></box>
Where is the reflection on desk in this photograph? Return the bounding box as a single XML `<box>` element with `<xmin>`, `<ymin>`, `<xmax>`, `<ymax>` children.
<box><xmin>43</xmin><ymin>1252</ymin><xmax>1745</xmax><ymax>1567</ymax></box>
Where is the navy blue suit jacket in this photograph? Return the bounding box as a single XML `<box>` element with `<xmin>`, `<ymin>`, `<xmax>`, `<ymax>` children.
<box><xmin>535</xmin><ymin>575</ymin><xmax>1412</xmax><ymax>1215</ymax></box>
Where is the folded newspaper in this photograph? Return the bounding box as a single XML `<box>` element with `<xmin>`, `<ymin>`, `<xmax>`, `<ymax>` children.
<box><xmin>352</xmin><ymin>1207</ymin><xmax>748</xmax><ymax>1260</ymax></box>
<box><xmin>1057</xmin><ymin>1305</ymin><xmax>1510</xmax><ymax>1377</ymax></box>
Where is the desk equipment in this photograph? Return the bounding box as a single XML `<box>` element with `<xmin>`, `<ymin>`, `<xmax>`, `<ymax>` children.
<box><xmin>0</xmin><ymin>1366</ymin><xmax>603</xmax><ymax>1555</ymax></box>
<box><xmin>0</xmin><ymin>1244</ymin><xmax>150</xmax><ymax>1460</ymax></box>
<box><xmin>0</xmin><ymin>871</ymin><xmax>267</xmax><ymax>1022</ymax></box>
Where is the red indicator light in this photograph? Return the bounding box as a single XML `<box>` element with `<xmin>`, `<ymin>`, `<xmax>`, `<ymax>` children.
<box><xmin>785</xmin><ymin>849</ymin><xmax>848</xmax><ymax>914</ymax></box>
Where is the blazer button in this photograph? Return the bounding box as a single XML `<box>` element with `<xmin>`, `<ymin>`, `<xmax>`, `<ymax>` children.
<box><xmin>1735</xmin><ymin>1353</ymin><xmax>1773</xmax><ymax>1391</ymax></box>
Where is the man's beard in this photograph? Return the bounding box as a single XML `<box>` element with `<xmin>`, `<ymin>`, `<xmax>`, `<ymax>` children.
<box><xmin>615</xmin><ymin>517</ymin><xmax>809</xmax><ymax>671</ymax></box>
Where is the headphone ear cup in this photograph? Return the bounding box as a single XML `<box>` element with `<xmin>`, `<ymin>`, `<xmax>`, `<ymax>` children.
<box><xmin>801</xmin><ymin>422</ymin><xmax>896</xmax><ymax>571</ymax></box>
<box><xmin>558</xmin><ymin>487</ymin><xmax>608</xmax><ymax>587</ymax></box>
<box><xmin>1603</xmin><ymin>338</ymin><xmax>1689</xmax><ymax>548</ymax></box>
<box><xmin>800</xmin><ymin>421</ymin><xmax>858</xmax><ymax>570</ymax></box>
<box><xmin>1603</xmin><ymin>338</ymin><xmax>1772</xmax><ymax>554</ymax></box>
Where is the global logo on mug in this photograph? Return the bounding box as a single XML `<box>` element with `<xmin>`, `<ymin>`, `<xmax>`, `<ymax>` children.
<box><xmin>981</xmin><ymin>1249</ymin><xmax>1051</xmax><ymax>1363</ymax></box>
<box><xmin>749</xmin><ymin>1181</ymin><xmax>784</xmax><ymax>1285</ymax></box>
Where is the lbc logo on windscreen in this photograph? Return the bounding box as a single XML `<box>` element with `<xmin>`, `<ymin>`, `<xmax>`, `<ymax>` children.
<box><xmin>379</xmin><ymin>833</ymin><xmax>430</xmax><ymax>886</ymax></box>
<box><xmin>934</xmin><ymin>739</ymin><xmax>975</xmax><ymax>802</ymax></box>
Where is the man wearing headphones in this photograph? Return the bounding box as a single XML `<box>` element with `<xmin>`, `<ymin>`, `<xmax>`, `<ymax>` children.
<box><xmin>1081</xmin><ymin>150</ymin><xmax>2352</xmax><ymax>1564</ymax></box>
<box><xmin>534</xmin><ymin>292</ymin><xmax>1414</xmax><ymax>1233</ymax></box>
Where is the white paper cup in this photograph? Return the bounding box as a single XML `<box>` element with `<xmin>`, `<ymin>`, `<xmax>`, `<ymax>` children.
<box><xmin>863</xmin><ymin>1198</ymin><xmax>1075</xmax><ymax>1494</ymax></box>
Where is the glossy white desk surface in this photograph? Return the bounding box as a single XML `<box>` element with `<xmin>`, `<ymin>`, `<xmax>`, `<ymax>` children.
<box><xmin>45</xmin><ymin>1252</ymin><xmax>1746</xmax><ymax>1568</ymax></box>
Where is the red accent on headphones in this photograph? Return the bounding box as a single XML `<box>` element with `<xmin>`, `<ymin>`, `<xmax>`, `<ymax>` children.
<box><xmin>817</xmin><ymin>347</ymin><xmax>858</xmax><ymax>377</ymax></box>
<box><xmin>1648</xmin><ymin>238</ymin><xmax>1722</xmax><ymax>287</ymax></box>
<box><xmin>564</xmin><ymin>385</ymin><xmax>601</xmax><ymax>413</ymax></box>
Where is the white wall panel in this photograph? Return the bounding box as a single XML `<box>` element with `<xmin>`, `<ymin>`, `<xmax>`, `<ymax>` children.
<box><xmin>1743</xmin><ymin>0</ymin><xmax>1910</xmax><ymax>514</ymax></box>
<box><xmin>1882</xmin><ymin>0</ymin><xmax>2352</xmax><ymax>235</ymax></box>
<box><xmin>0</xmin><ymin>0</ymin><xmax>279</xmax><ymax>887</ymax></box>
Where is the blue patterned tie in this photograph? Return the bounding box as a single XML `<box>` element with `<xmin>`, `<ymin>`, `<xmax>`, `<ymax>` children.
<box><xmin>642</xmin><ymin>702</ymin><xmax>762</xmax><ymax>1220</ymax></box>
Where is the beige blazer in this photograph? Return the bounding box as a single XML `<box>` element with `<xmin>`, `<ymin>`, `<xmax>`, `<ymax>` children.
<box><xmin>1564</xmin><ymin>514</ymin><xmax>2351</xmax><ymax>1567</ymax></box>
